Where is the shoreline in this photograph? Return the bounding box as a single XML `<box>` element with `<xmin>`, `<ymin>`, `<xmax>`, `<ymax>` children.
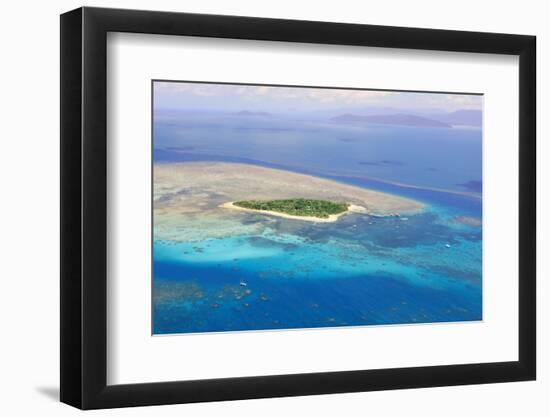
<box><xmin>220</xmin><ymin>201</ymin><xmax>368</xmax><ymax>223</ymax></box>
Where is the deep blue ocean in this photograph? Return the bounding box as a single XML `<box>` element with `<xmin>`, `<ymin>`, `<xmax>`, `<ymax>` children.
<box><xmin>153</xmin><ymin>112</ymin><xmax>482</xmax><ymax>334</ymax></box>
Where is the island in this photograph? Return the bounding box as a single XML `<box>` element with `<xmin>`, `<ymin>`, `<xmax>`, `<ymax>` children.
<box><xmin>221</xmin><ymin>199</ymin><xmax>368</xmax><ymax>223</ymax></box>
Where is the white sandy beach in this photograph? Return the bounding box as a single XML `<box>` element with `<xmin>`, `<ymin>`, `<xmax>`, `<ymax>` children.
<box><xmin>219</xmin><ymin>201</ymin><xmax>368</xmax><ymax>223</ymax></box>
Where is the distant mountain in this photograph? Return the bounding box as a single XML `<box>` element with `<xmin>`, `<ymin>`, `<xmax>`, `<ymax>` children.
<box><xmin>430</xmin><ymin>110</ymin><xmax>482</xmax><ymax>127</ymax></box>
<box><xmin>331</xmin><ymin>113</ymin><xmax>452</xmax><ymax>128</ymax></box>
<box><xmin>234</xmin><ymin>110</ymin><xmax>271</xmax><ymax>117</ymax></box>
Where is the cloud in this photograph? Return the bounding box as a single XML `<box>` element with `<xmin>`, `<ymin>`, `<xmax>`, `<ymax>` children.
<box><xmin>153</xmin><ymin>81</ymin><xmax>482</xmax><ymax>112</ymax></box>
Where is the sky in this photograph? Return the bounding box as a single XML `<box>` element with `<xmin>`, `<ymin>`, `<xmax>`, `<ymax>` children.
<box><xmin>153</xmin><ymin>81</ymin><xmax>483</xmax><ymax>114</ymax></box>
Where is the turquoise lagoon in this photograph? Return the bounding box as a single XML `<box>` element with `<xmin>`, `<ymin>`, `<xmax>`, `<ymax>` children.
<box><xmin>153</xmin><ymin>113</ymin><xmax>482</xmax><ymax>334</ymax></box>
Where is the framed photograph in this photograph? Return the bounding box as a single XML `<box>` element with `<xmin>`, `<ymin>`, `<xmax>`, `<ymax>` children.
<box><xmin>60</xmin><ymin>7</ymin><xmax>536</xmax><ymax>409</ymax></box>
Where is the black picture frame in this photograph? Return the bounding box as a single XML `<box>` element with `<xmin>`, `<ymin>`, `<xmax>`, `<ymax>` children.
<box><xmin>60</xmin><ymin>6</ymin><xmax>536</xmax><ymax>410</ymax></box>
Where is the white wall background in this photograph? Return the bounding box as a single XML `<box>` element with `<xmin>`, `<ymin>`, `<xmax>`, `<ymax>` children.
<box><xmin>0</xmin><ymin>0</ymin><xmax>545</xmax><ymax>415</ymax></box>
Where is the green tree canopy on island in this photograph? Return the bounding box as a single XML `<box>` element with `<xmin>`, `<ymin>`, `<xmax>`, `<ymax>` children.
<box><xmin>233</xmin><ymin>199</ymin><xmax>349</xmax><ymax>219</ymax></box>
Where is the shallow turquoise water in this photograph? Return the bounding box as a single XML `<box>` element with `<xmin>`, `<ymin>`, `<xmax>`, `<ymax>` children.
<box><xmin>153</xmin><ymin>188</ymin><xmax>482</xmax><ymax>334</ymax></box>
<box><xmin>153</xmin><ymin>113</ymin><xmax>482</xmax><ymax>334</ymax></box>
